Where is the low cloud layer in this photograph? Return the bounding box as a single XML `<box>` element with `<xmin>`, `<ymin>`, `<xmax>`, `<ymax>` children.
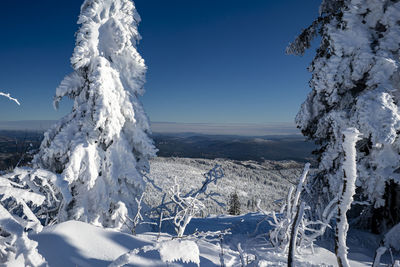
<box><xmin>0</xmin><ymin>121</ymin><xmax>300</xmax><ymax>136</ymax></box>
<box><xmin>151</xmin><ymin>122</ymin><xmax>299</xmax><ymax>136</ymax></box>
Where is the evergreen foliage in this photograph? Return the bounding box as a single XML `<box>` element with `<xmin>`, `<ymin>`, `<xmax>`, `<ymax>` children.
<box><xmin>228</xmin><ymin>192</ymin><xmax>241</xmax><ymax>215</ymax></box>
<box><xmin>288</xmin><ymin>0</ymin><xmax>400</xmax><ymax>232</ymax></box>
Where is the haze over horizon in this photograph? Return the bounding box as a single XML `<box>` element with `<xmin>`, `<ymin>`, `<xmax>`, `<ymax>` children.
<box><xmin>0</xmin><ymin>120</ymin><xmax>300</xmax><ymax>136</ymax></box>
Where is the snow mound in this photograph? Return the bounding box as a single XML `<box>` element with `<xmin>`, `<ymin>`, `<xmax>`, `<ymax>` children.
<box><xmin>30</xmin><ymin>220</ymin><xmax>152</xmax><ymax>267</ymax></box>
<box><xmin>159</xmin><ymin>240</ymin><xmax>200</xmax><ymax>265</ymax></box>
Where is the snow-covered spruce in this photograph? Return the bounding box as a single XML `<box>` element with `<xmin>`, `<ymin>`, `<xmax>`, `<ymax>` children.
<box><xmin>288</xmin><ymin>0</ymin><xmax>400</xmax><ymax>232</ymax></box>
<box><xmin>33</xmin><ymin>0</ymin><xmax>156</xmax><ymax>229</ymax></box>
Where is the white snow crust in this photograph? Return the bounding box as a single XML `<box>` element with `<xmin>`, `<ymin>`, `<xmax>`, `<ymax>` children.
<box><xmin>30</xmin><ymin>216</ymin><xmax>393</xmax><ymax>267</ymax></box>
<box><xmin>159</xmin><ymin>240</ymin><xmax>200</xmax><ymax>265</ymax></box>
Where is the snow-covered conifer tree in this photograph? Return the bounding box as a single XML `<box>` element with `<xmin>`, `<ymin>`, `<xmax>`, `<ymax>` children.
<box><xmin>33</xmin><ymin>0</ymin><xmax>157</xmax><ymax>229</ymax></box>
<box><xmin>227</xmin><ymin>192</ymin><xmax>240</xmax><ymax>215</ymax></box>
<box><xmin>288</xmin><ymin>0</ymin><xmax>400</xmax><ymax>232</ymax></box>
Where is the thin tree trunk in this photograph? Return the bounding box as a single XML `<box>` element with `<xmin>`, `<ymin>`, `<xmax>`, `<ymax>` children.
<box><xmin>288</xmin><ymin>201</ymin><xmax>305</xmax><ymax>267</ymax></box>
<box><xmin>335</xmin><ymin>128</ymin><xmax>360</xmax><ymax>267</ymax></box>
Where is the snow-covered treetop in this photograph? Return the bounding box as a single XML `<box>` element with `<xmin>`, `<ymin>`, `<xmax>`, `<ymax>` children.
<box><xmin>73</xmin><ymin>0</ymin><xmax>144</xmax><ymax>91</ymax></box>
<box><xmin>55</xmin><ymin>0</ymin><xmax>146</xmax><ymax>108</ymax></box>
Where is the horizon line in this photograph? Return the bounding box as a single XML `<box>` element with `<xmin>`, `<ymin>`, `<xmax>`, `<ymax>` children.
<box><xmin>0</xmin><ymin>120</ymin><xmax>300</xmax><ymax>136</ymax></box>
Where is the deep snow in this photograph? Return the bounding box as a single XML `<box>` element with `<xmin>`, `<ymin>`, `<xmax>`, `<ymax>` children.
<box><xmin>27</xmin><ymin>213</ymin><xmax>393</xmax><ymax>267</ymax></box>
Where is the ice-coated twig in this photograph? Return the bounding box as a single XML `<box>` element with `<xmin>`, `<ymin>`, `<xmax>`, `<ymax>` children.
<box><xmin>0</xmin><ymin>91</ymin><xmax>20</xmax><ymax>105</ymax></box>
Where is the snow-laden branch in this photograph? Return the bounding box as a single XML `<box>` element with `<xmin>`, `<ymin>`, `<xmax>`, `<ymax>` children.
<box><xmin>0</xmin><ymin>91</ymin><xmax>20</xmax><ymax>105</ymax></box>
<box><xmin>0</xmin><ymin>168</ymin><xmax>58</xmax><ymax>265</ymax></box>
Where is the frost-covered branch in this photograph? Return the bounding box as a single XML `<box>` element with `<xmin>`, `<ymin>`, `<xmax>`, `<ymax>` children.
<box><xmin>195</xmin><ymin>164</ymin><xmax>224</xmax><ymax>197</ymax></box>
<box><xmin>169</xmin><ymin>177</ymin><xmax>206</xmax><ymax>237</ymax></box>
<box><xmin>154</xmin><ymin>164</ymin><xmax>224</xmax><ymax>238</ymax></box>
<box><xmin>0</xmin><ymin>91</ymin><xmax>20</xmax><ymax>105</ymax></box>
<box><xmin>2</xmin><ymin>168</ymin><xmax>71</xmax><ymax>226</ymax></box>
<box><xmin>120</xmin><ymin>192</ymin><xmax>147</xmax><ymax>235</ymax></box>
<box><xmin>0</xmin><ymin>205</ymin><xmax>46</xmax><ymax>266</ymax></box>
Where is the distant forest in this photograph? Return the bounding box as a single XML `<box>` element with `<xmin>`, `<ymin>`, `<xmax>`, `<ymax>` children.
<box><xmin>0</xmin><ymin>130</ymin><xmax>316</xmax><ymax>171</ymax></box>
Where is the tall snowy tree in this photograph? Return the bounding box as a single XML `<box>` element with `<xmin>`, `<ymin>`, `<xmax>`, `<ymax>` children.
<box><xmin>288</xmin><ymin>0</ymin><xmax>400</xmax><ymax>232</ymax></box>
<box><xmin>33</xmin><ymin>0</ymin><xmax>157</xmax><ymax>229</ymax></box>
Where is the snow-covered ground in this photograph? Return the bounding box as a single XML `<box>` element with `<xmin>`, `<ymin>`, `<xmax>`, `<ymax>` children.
<box><xmin>145</xmin><ymin>157</ymin><xmax>304</xmax><ymax>215</ymax></box>
<box><xmin>28</xmin><ymin>213</ymin><xmax>388</xmax><ymax>267</ymax></box>
<box><xmin>3</xmin><ymin>156</ymin><xmax>396</xmax><ymax>266</ymax></box>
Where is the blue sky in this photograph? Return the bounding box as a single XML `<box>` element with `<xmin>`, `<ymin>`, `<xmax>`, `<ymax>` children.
<box><xmin>0</xmin><ymin>0</ymin><xmax>320</xmax><ymax>124</ymax></box>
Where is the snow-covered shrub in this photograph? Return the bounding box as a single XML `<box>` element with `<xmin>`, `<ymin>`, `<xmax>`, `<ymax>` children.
<box><xmin>264</xmin><ymin>163</ymin><xmax>310</xmax><ymax>251</ymax></box>
<box><xmin>33</xmin><ymin>0</ymin><xmax>157</xmax><ymax>229</ymax></box>
<box><xmin>0</xmin><ymin>170</ymin><xmax>50</xmax><ymax>266</ymax></box>
<box><xmin>262</xmin><ymin>128</ymin><xmax>359</xmax><ymax>266</ymax></box>
<box><xmin>169</xmin><ymin>177</ymin><xmax>206</xmax><ymax>238</ymax></box>
<box><xmin>122</xmin><ymin>192</ymin><xmax>146</xmax><ymax>235</ymax></box>
<box><xmin>156</xmin><ymin>164</ymin><xmax>225</xmax><ymax>237</ymax></box>
<box><xmin>288</xmin><ymin>0</ymin><xmax>400</xmax><ymax>232</ymax></box>
<box><xmin>373</xmin><ymin>222</ymin><xmax>400</xmax><ymax>267</ymax></box>
<box><xmin>262</xmin><ymin>162</ymin><xmax>337</xmax><ymax>254</ymax></box>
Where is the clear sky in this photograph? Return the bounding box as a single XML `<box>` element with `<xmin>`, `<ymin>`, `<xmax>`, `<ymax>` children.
<box><xmin>0</xmin><ymin>0</ymin><xmax>320</xmax><ymax>124</ymax></box>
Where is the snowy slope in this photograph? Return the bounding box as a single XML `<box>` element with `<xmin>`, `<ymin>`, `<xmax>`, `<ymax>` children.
<box><xmin>29</xmin><ymin>214</ymin><xmax>386</xmax><ymax>267</ymax></box>
<box><xmin>145</xmin><ymin>157</ymin><xmax>304</xmax><ymax>215</ymax></box>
